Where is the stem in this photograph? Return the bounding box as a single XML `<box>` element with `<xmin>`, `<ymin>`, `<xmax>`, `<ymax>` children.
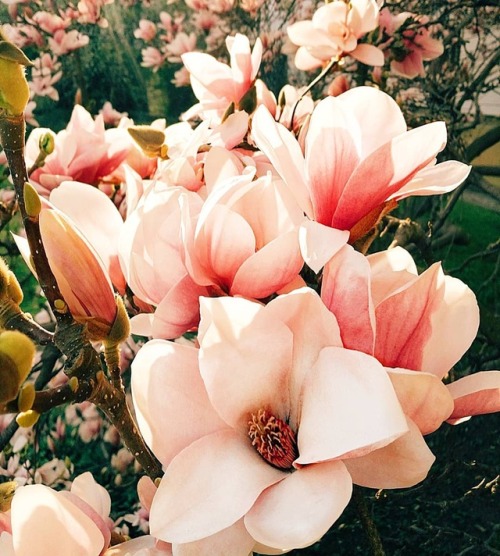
<box><xmin>90</xmin><ymin>371</ymin><xmax>163</xmax><ymax>480</ymax></box>
<box><xmin>353</xmin><ymin>486</ymin><xmax>385</xmax><ymax>556</ymax></box>
<box><xmin>289</xmin><ymin>57</ymin><xmax>338</xmax><ymax>130</ymax></box>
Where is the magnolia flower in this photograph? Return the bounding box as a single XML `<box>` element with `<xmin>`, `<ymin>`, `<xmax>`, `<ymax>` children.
<box><xmin>181</xmin><ymin>33</ymin><xmax>262</xmax><ymax>122</ymax></box>
<box><xmin>131</xmin><ymin>289</ymin><xmax>437</xmax><ymax>552</ymax></box>
<box><xmin>48</xmin><ymin>29</ymin><xmax>90</xmax><ymax>56</ymax></box>
<box><xmin>287</xmin><ymin>0</ymin><xmax>384</xmax><ymax>70</ymax></box>
<box><xmin>134</xmin><ymin>19</ymin><xmax>157</xmax><ymax>41</ymax></box>
<box><xmin>252</xmin><ymin>86</ymin><xmax>471</xmax><ymax>244</ymax></box>
<box><xmin>319</xmin><ymin>245</ymin><xmax>500</xmax><ymax>428</ymax></box>
<box><xmin>141</xmin><ymin>46</ymin><xmax>165</xmax><ymax>72</ymax></box>
<box><xmin>379</xmin><ymin>9</ymin><xmax>444</xmax><ymax>78</ymax></box>
<box><xmin>1</xmin><ymin>473</ymin><xmax>112</xmax><ymax>555</ymax></box>
<box><xmin>26</xmin><ymin>105</ymin><xmax>130</xmax><ymax>194</ymax></box>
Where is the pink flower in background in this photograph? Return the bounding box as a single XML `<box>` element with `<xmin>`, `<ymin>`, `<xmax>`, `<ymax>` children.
<box><xmin>140</xmin><ymin>46</ymin><xmax>165</xmax><ymax>72</ymax></box>
<box><xmin>99</xmin><ymin>101</ymin><xmax>128</xmax><ymax>126</ymax></box>
<box><xmin>31</xmin><ymin>11</ymin><xmax>70</xmax><ymax>35</ymax></box>
<box><xmin>131</xmin><ymin>289</ymin><xmax>435</xmax><ymax>552</ymax></box>
<box><xmin>379</xmin><ymin>9</ymin><xmax>444</xmax><ymax>78</ymax></box>
<box><xmin>48</xmin><ymin>29</ymin><xmax>89</xmax><ymax>55</ymax></box>
<box><xmin>252</xmin><ymin>87</ymin><xmax>471</xmax><ymax>244</ymax></box>
<box><xmin>182</xmin><ymin>33</ymin><xmax>262</xmax><ymax>122</ymax></box>
<box><xmin>1</xmin><ymin>23</ymin><xmax>43</xmax><ymax>48</ymax></box>
<box><xmin>287</xmin><ymin>0</ymin><xmax>384</xmax><ymax>70</ymax></box>
<box><xmin>26</xmin><ymin>104</ymin><xmax>130</xmax><ymax>193</ymax></box>
<box><xmin>134</xmin><ymin>19</ymin><xmax>157</xmax><ymax>42</ymax></box>
<box><xmin>164</xmin><ymin>31</ymin><xmax>196</xmax><ymax>62</ymax></box>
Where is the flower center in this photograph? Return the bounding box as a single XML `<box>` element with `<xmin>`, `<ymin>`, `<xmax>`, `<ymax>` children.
<box><xmin>248</xmin><ymin>408</ymin><xmax>298</xmax><ymax>470</ymax></box>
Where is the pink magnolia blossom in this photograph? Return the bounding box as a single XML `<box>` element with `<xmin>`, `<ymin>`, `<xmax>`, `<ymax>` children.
<box><xmin>118</xmin><ymin>183</ymin><xmax>208</xmax><ymax>339</ymax></box>
<box><xmin>1</xmin><ymin>473</ymin><xmax>112</xmax><ymax>555</ymax></box>
<box><xmin>30</xmin><ymin>11</ymin><xmax>70</xmax><ymax>35</ymax></box>
<box><xmin>26</xmin><ymin>104</ymin><xmax>130</xmax><ymax>194</ymax></box>
<box><xmin>134</xmin><ymin>19</ymin><xmax>157</xmax><ymax>42</ymax></box>
<box><xmin>183</xmin><ymin>163</ymin><xmax>305</xmax><ymax>300</ymax></box>
<box><xmin>287</xmin><ymin>0</ymin><xmax>384</xmax><ymax>70</ymax></box>
<box><xmin>181</xmin><ymin>33</ymin><xmax>262</xmax><ymax>122</ymax></box>
<box><xmin>164</xmin><ymin>32</ymin><xmax>197</xmax><ymax>62</ymax></box>
<box><xmin>48</xmin><ymin>29</ymin><xmax>89</xmax><ymax>55</ymax></box>
<box><xmin>99</xmin><ymin>101</ymin><xmax>128</xmax><ymax>126</ymax></box>
<box><xmin>252</xmin><ymin>86</ymin><xmax>471</xmax><ymax>244</ymax></box>
<box><xmin>380</xmin><ymin>9</ymin><xmax>444</xmax><ymax>78</ymax></box>
<box><xmin>140</xmin><ymin>46</ymin><xmax>166</xmax><ymax>72</ymax></box>
<box><xmin>131</xmin><ymin>289</ymin><xmax>435</xmax><ymax>552</ymax></box>
<box><xmin>77</xmin><ymin>0</ymin><xmax>112</xmax><ymax>27</ymax></box>
<box><xmin>1</xmin><ymin>23</ymin><xmax>43</xmax><ymax>48</ymax></box>
<box><xmin>319</xmin><ymin>245</ymin><xmax>500</xmax><ymax>431</ymax></box>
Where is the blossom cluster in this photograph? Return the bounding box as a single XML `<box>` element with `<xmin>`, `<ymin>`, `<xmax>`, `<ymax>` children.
<box><xmin>0</xmin><ymin>1</ymin><xmax>499</xmax><ymax>554</ymax></box>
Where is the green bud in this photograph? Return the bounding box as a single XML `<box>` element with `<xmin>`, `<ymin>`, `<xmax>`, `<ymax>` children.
<box><xmin>24</xmin><ymin>182</ymin><xmax>42</xmax><ymax>218</ymax></box>
<box><xmin>39</xmin><ymin>131</ymin><xmax>55</xmax><ymax>155</ymax></box>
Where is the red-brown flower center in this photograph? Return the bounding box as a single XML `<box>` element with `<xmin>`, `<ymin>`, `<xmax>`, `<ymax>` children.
<box><xmin>248</xmin><ymin>408</ymin><xmax>298</xmax><ymax>470</ymax></box>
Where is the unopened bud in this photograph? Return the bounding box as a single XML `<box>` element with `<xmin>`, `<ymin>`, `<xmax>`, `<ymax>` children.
<box><xmin>68</xmin><ymin>376</ymin><xmax>79</xmax><ymax>393</ymax></box>
<box><xmin>39</xmin><ymin>131</ymin><xmax>55</xmax><ymax>155</ymax></box>
<box><xmin>0</xmin><ymin>330</ymin><xmax>35</xmax><ymax>399</ymax></box>
<box><xmin>16</xmin><ymin>408</ymin><xmax>39</xmax><ymax>428</ymax></box>
<box><xmin>0</xmin><ymin>32</ymin><xmax>33</xmax><ymax>116</ymax></box>
<box><xmin>18</xmin><ymin>381</ymin><xmax>35</xmax><ymax>412</ymax></box>
<box><xmin>0</xmin><ymin>481</ymin><xmax>17</xmax><ymax>512</ymax></box>
<box><xmin>0</xmin><ymin>257</ymin><xmax>23</xmax><ymax>304</ymax></box>
<box><xmin>128</xmin><ymin>126</ymin><xmax>167</xmax><ymax>158</ymax></box>
<box><xmin>24</xmin><ymin>181</ymin><xmax>42</xmax><ymax>218</ymax></box>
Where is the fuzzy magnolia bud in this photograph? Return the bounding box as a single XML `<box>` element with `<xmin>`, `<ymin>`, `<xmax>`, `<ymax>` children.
<box><xmin>16</xmin><ymin>408</ymin><xmax>39</xmax><ymax>428</ymax></box>
<box><xmin>0</xmin><ymin>257</ymin><xmax>24</xmax><ymax>304</ymax></box>
<box><xmin>17</xmin><ymin>382</ymin><xmax>36</xmax><ymax>412</ymax></box>
<box><xmin>106</xmin><ymin>295</ymin><xmax>130</xmax><ymax>345</ymax></box>
<box><xmin>0</xmin><ymin>330</ymin><xmax>35</xmax><ymax>402</ymax></box>
<box><xmin>0</xmin><ymin>30</ymin><xmax>33</xmax><ymax>116</ymax></box>
<box><xmin>128</xmin><ymin>126</ymin><xmax>167</xmax><ymax>158</ymax></box>
<box><xmin>0</xmin><ymin>481</ymin><xmax>17</xmax><ymax>512</ymax></box>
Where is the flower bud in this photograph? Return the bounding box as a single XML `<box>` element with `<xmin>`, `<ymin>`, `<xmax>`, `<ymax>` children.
<box><xmin>24</xmin><ymin>181</ymin><xmax>42</xmax><ymax>218</ymax></box>
<box><xmin>18</xmin><ymin>382</ymin><xmax>36</xmax><ymax>412</ymax></box>
<box><xmin>0</xmin><ymin>30</ymin><xmax>33</xmax><ymax>116</ymax></box>
<box><xmin>0</xmin><ymin>330</ymin><xmax>35</xmax><ymax>402</ymax></box>
<box><xmin>127</xmin><ymin>126</ymin><xmax>167</xmax><ymax>158</ymax></box>
<box><xmin>39</xmin><ymin>131</ymin><xmax>55</xmax><ymax>155</ymax></box>
<box><xmin>0</xmin><ymin>257</ymin><xmax>24</xmax><ymax>304</ymax></box>
<box><xmin>16</xmin><ymin>408</ymin><xmax>39</xmax><ymax>428</ymax></box>
<box><xmin>106</xmin><ymin>296</ymin><xmax>130</xmax><ymax>345</ymax></box>
<box><xmin>0</xmin><ymin>481</ymin><xmax>17</xmax><ymax>512</ymax></box>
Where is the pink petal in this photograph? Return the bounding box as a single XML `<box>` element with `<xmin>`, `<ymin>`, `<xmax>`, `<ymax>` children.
<box><xmin>299</xmin><ymin>220</ymin><xmax>350</xmax><ymax>273</ymax></box>
<box><xmin>11</xmin><ymin>484</ymin><xmax>105</xmax><ymax>556</ymax></box>
<box><xmin>198</xmin><ymin>296</ymin><xmax>293</xmax><ymax>430</ymax></box>
<box><xmin>103</xmin><ymin>536</ymin><xmax>160</xmax><ymax>555</ymax></box>
<box><xmin>181</xmin><ymin>52</ymin><xmax>233</xmax><ymax>100</ymax></box>
<box><xmin>149</xmin><ymin>430</ymin><xmax>285</xmax><ymax>543</ymax></box>
<box><xmin>336</xmin><ymin>87</ymin><xmax>407</xmax><ymax>158</ymax></box>
<box><xmin>150</xmin><ymin>275</ymin><xmax>208</xmax><ymax>339</ymax></box>
<box><xmin>350</xmin><ymin>43</ymin><xmax>385</xmax><ymax>66</ymax></box>
<box><xmin>245</xmin><ymin>461</ymin><xmax>352</xmax><ymax>551</ymax></box>
<box><xmin>305</xmin><ymin>96</ymin><xmax>361</xmax><ymax>226</ymax></box>
<box><xmin>420</xmin><ymin>274</ymin><xmax>479</xmax><ymax>377</ymax></box>
<box><xmin>387</xmin><ymin>368</ymin><xmax>454</xmax><ymax>434</ymax></box>
<box><xmin>446</xmin><ymin>371</ymin><xmax>500</xmax><ymax>423</ymax></box>
<box><xmin>203</xmin><ymin>147</ymin><xmax>244</xmax><ymax>193</ymax></box>
<box><xmin>296</xmin><ymin>347</ymin><xmax>408</xmax><ymax>465</ymax></box>
<box><xmin>374</xmin><ymin>263</ymin><xmax>478</xmax><ymax>378</ymax></box>
<box><xmin>294</xmin><ymin>47</ymin><xmax>323</xmax><ymax>71</ymax></box>
<box><xmin>230</xmin><ymin>230</ymin><xmax>303</xmax><ymax>298</ymax></box>
<box><xmin>174</xmin><ymin>519</ymin><xmax>254</xmax><ymax>556</ymax></box>
<box><xmin>333</xmin><ymin>121</ymin><xmax>447</xmax><ymax>230</ymax></box>
<box><xmin>70</xmin><ymin>472</ymin><xmax>111</xmax><ymax>521</ymax></box>
<box><xmin>131</xmin><ymin>340</ymin><xmax>228</xmax><ymax>467</ymax></box>
<box><xmin>251</xmin><ymin>105</ymin><xmax>313</xmax><ymax>217</ymax></box>
<box><xmin>388</xmin><ymin>160</ymin><xmax>471</xmax><ymax>201</ymax></box>
<box><xmin>344</xmin><ymin>418</ymin><xmax>435</xmax><ymax>488</ymax></box>
<box><xmin>321</xmin><ymin>245</ymin><xmax>375</xmax><ymax>355</ymax></box>
<box><xmin>264</xmin><ymin>288</ymin><xmax>344</xmax><ymax>430</ymax></box>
